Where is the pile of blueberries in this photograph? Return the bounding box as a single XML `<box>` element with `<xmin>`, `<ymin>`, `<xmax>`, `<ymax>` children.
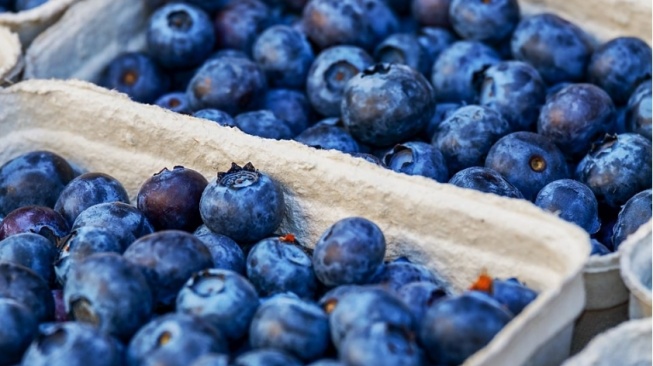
<box><xmin>0</xmin><ymin>150</ymin><xmax>538</xmax><ymax>366</ymax></box>
<box><xmin>0</xmin><ymin>0</ymin><xmax>48</xmax><ymax>13</ymax></box>
<box><xmin>99</xmin><ymin>0</ymin><xmax>652</xmax><ymax>256</ymax></box>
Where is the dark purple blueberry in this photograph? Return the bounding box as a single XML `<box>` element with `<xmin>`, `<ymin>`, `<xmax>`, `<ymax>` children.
<box><xmin>448</xmin><ymin>166</ymin><xmax>524</xmax><ymax>199</ymax></box>
<box><xmin>411</xmin><ymin>0</ymin><xmax>451</xmax><ymax>28</ymax></box>
<box><xmin>123</xmin><ymin>230</ymin><xmax>214</xmax><ymax>309</ymax></box>
<box><xmin>485</xmin><ymin>278</ymin><xmax>538</xmax><ymax>316</ymax></box>
<box><xmin>54</xmin><ymin>172</ymin><xmax>130</xmax><ymax>226</ymax></box>
<box><xmin>0</xmin><ymin>261</ymin><xmax>54</xmax><ymax>322</ymax></box>
<box><xmin>100</xmin><ymin>52</ymin><xmax>169</xmax><ymax>103</ymax></box>
<box><xmin>253</xmin><ymin>25</ymin><xmax>315</xmax><ymax>89</ymax></box>
<box><xmin>0</xmin><ymin>206</ymin><xmax>69</xmax><ymax>243</ymax></box>
<box><xmin>449</xmin><ymin>0</ymin><xmax>519</xmax><ymax>43</ymax></box>
<box><xmin>306</xmin><ymin>45</ymin><xmax>374</xmax><ymax>117</ymax></box>
<box><xmin>234</xmin><ymin>110</ymin><xmax>295</xmax><ymax>140</ymax></box>
<box><xmin>397</xmin><ymin>281</ymin><xmax>448</xmax><ymax>322</ymax></box>
<box><xmin>368</xmin><ymin>259</ymin><xmax>442</xmax><ymax>293</ymax></box>
<box><xmin>186</xmin><ymin>56</ymin><xmax>267</xmax><ymax>114</ymax></box>
<box><xmin>576</xmin><ymin>134</ymin><xmax>652</xmax><ymax>208</ymax></box>
<box><xmin>193</xmin><ymin>109</ymin><xmax>236</xmax><ymax>127</ymax></box>
<box><xmin>0</xmin><ymin>232</ymin><xmax>57</xmax><ymax>285</ymax></box>
<box><xmin>431</xmin><ymin>40</ymin><xmax>501</xmax><ymax>103</ymax></box>
<box><xmin>340</xmin><ymin>322</ymin><xmax>423</xmax><ymax>366</ymax></box>
<box><xmin>259</xmin><ymin>89</ymin><xmax>313</xmax><ymax>135</ymax></box>
<box><xmin>480</xmin><ymin>61</ymin><xmax>546</xmax><ymax>131</ymax></box>
<box><xmin>626</xmin><ymin>80</ymin><xmax>652</xmax><ymax>139</ymax></box>
<box><xmin>21</xmin><ymin>322</ymin><xmax>124</xmax><ymax>366</ymax></box>
<box><xmin>177</xmin><ymin>268</ymin><xmax>259</xmax><ymax>341</ymax></box>
<box><xmin>199</xmin><ymin>163</ymin><xmax>285</xmax><ymax>243</ymax></box>
<box><xmin>612</xmin><ymin>189</ymin><xmax>652</xmax><ymax>250</ymax></box>
<box><xmin>127</xmin><ymin>313</ymin><xmax>228</xmax><ymax>366</ymax></box>
<box><xmin>0</xmin><ymin>299</ymin><xmax>38</xmax><ymax>365</ymax></box>
<box><xmin>137</xmin><ymin>166</ymin><xmax>208</xmax><ymax>232</ymax></box>
<box><xmin>233</xmin><ymin>349</ymin><xmax>302</xmax><ymax>366</ymax></box>
<box><xmin>511</xmin><ymin>13</ymin><xmax>593</xmax><ymax>84</ymax></box>
<box><xmin>419</xmin><ymin>292</ymin><xmax>513</xmax><ymax>365</ymax></box>
<box><xmin>588</xmin><ymin>37</ymin><xmax>651</xmax><ymax>105</ymax></box>
<box><xmin>64</xmin><ymin>253</ymin><xmax>153</xmax><ymax>340</ymax></box>
<box><xmin>374</xmin><ymin>33</ymin><xmax>430</xmax><ymax>75</ymax></box>
<box><xmin>194</xmin><ymin>225</ymin><xmax>246</xmax><ymax>274</ymax></box>
<box><xmin>342</xmin><ymin>63</ymin><xmax>435</xmax><ymax>147</ymax></box>
<box><xmin>432</xmin><ymin>105</ymin><xmax>512</xmax><ymax>173</ymax></box>
<box><xmin>249</xmin><ymin>295</ymin><xmax>329</xmax><ymax>361</ymax></box>
<box><xmin>294</xmin><ymin>118</ymin><xmax>360</xmax><ymax>154</ymax></box>
<box><xmin>538</xmin><ymin>84</ymin><xmax>616</xmax><ymax>160</ymax></box>
<box><xmin>535</xmin><ymin>179</ymin><xmax>601</xmax><ymax>234</ymax></box>
<box><xmin>590</xmin><ymin>239</ymin><xmax>611</xmax><ymax>256</ymax></box>
<box><xmin>0</xmin><ymin>150</ymin><xmax>75</xmax><ymax>217</ymax></box>
<box><xmin>155</xmin><ymin>92</ymin><xmax>192</xmax><ymax>114</ymax></box>
<box><xmin>246</xmin><ymin>235</ymin><xmax>317</xmax><ymax>298</ymax></box>
<box><xmin>71</xmin><ymin>202</ymin><xmax>155</xmax><ymax>250</ymax></box>
<box><xmin>383</xmin><ymin>142</ymin><xmax>448</xmax><ymax>182</ymax></box>
<box><xmin>213</xmin><ymin>0</ymin><xmax>271</xmax><ymax>55</ymax></box>
<box><xmin>485</xmin><ymin>131</ymin><xmax>569</xmax><ymax>201</ymax></box>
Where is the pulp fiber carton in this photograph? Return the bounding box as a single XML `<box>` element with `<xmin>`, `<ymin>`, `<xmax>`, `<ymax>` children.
<box><xmin>0</xmin><ymin>79</ymin><xmax>590</xmax><ymax>366</ymax></box>
<box><xmin>619</xmin><ymin>220</ymin><xmax>653</xmax><ymax>320</ymax></box>
<box><xmin>0</xmin><ymin>25</ymin><xmax>21</xmax><ymax>86</ymax></box>
<box><xmin>0</xmin><ymin>0</ymin><xmax>80</xmax><ymax>47</ymax></box>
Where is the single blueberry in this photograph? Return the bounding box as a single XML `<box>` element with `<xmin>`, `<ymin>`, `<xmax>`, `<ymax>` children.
<box><xmin>397</xmin><ymin>281</ymin><xmax>448</xmax><ymax>322</ymax></box>
<box><xmin>232</xmin><ymin>349</ymin><xmax>302</xmax><ymax>366</ymax></box>
<box><xmin>155</xmin><ymin>92</ymin><xmax>192</xmax><ymax>114</ymax></box>
<box><xmin>0</xmin><ymin>232</ymin><xmax>57</xmax><ymax>285</ymax></box>
<box><xmin>449</xmin><ymin>0</ymin><xmax>520</xmax><ymax>43</ymax></box>
<box><xmin>612</xmin><ymin>189</ymin><xmax>652</xmax><ymax>250</ymax></box>
<box><xmin>213</xmin><ymin>0</ymin><xmax>271</xmax><ymax>55</ymax></box>
<box><xmin>383</xmin><ymin>142</ymin><xmax>449</xmax><ymax>182</ymax></box>
<box><xmin>0</xmin><ymin>299</ymin><xmax>38</xmax><ymax>365</ymax></box>
<box><xmin>535</xmin><ymin>179</ymin><xmax>601</xmax><ymax>234</ymax></box>
<box><xmin>626</xmin><ymin>80</ymin><xmax>652</xmax><ymax>139</ymax></box>
<box><xmin>295</xmin><ymin>118</ymin><xmax>360</xmax><ymax>154</ymax></box>
<box><xmin>234</xmin><ymin>110</ymin><xmax>295</xmax><ymax>140</ymax></box>
<box><xmin>339</xmin><ymin>322</ymin><xmax>423</xmax><ymax>366</ymax></box>
<box><xmin>193</xmin><ymin>109</ymin><xmax>236</xmax><ymax>127</ymax></box>
<box><xmin>194</xmin><ymin>225</ymin><xmax>246</xmax><ymax>274</ymax></box>
<box><xmin>100</xmin><ymin>52</ymin><xmax>169</xmax><ymax>104</ymax></box>
<box><xmin>448</xmin><ymin>166</ymin><xmax>524</xmax><ymax>199</ymax></box>
<box><xmin>0</xmin><ymin>261</ymin><xmax>54</xmax><ymax>322</ymax></box>
<box><xmin>485</xmin><ymin>277</ymin><xmax>538</xmax><ymax>316</ymax></box>
<box><xmin>0</xmin><ymin>206</ymin><xmax>69</xmax><ymax>243</ymax></box>
<box><xmin>590</xmin><ymin>239</ymin><xmax>611</xmax><ymax>256</ymax></box>
<box><xmin>259</xmin><ymin>89</ymin><xmax>313</xmax><ymax>135</ymax></box>
<box><xmin>412</xmin><ymin>0</ymin><xmax>451</xmax><ymax>28</ymax></box>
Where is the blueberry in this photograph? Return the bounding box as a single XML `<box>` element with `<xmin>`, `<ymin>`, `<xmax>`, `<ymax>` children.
<box><xmin>368</xmin><ymin>259</ymin><xmax>442</xmax><ymax>293</ymax></box>
<box><xmin>374</xmin><ymin>33</ymin><xmax>430</xmax><ymax>75</ymax></box>
<box><xmin>64</xmin><ymin>253</ymin><xmax>152</xmax><ymax>340</ymax></box>
<box><xmin>0</xmin><ymin>262</ymin><xmax>54</xmax><ymax>322</ymax></box>
<box><xmin>54</xmin><ymin>172</ymin><xmax>130</xmax><ymax>226</ymax></box>
<box><xmin>186</xmin><ymin>56</ymin><xmax>267</xmax><ymax>114</ymax></box>
<box><xmin>411</xmin><ymin>0</ymin><xmax>451</xmax><ymax>28</ymax></box>
<box><xmin>329</xmin><ymin>287</ymin><xmax>415</xmax><ymax>349</ymax></box>
<box><xmin>13</xmin><ymin>0</ymin><xmax>47</xmax><ymax>11</ymax></box>
<box><xmin>155</xmin><ymin>92</ymin><xmax>192</xmax><ymax>114</ymax></box>
<box><xmin>0</xmin><ymin>150</ymin><xmax>75</xmax><ymax>217</ymax></box>
<box><xmin>417</xmin><ymin>27</ymin><xmax>457</xmax><ymax>69</ymax></box>
<box><xmin>431</xmin><ymin>41</ymin><xmax>501</xmax><ymax>103</ymax></box>
<box><xmin>538</xmin><ymin>84</ymin><xmax>616</xmax><ymax>160</ymax></box>
<box><xmin>147</xmin><ymin>3</ymin><xmax>215</xmax><ymax>70</ymax></box>
<box><xmin>213</xmin><ymin>0</ymin><xmax>271</xmax><ymax>55</ymax></box>
<box><xmin>295</xmin><ymin>118</ymin><xmax>360</xmax><ymax>154</ymax></box>
<box><xmin>342</xmin><ymin>63</ymin><xmax>435</xmax><ymax>147</ymax></box>
<box><xmin>449</xmin><ymin>0</ymin><xmax>520</xmax><ymax>43</ymax></box>
<box><xmin>199</xmin><ymin>163</ymin><xmax>285</xmax><ymax>243</ymax></box>
<box><xmin>511</xmin><ymin>13</ymin><xmax>593</xmax><ymax>84</ymax></box>
<box><xmin>0</xmin><ymin>232</ymin><xmax>57</xmax><ymax>285</ymax></box>
<box><xmin>190</xmin><ymin>354</ymin><xmax>230</xmax><ymax>366</ymax></box>
<box><xmin>21</xmin><ymin>322</ymin><xmax>124</xmax><ymax>366</ymax></box>
<box><xmin>576</xmin><ymin>134</ymin><xmax>652</xmax><ymax>208</ymax></box>
<box><xmin>249</xmin><ymin>295</ymin><xmax>329</xmax><ymax>361</ymax></box>
<box><xmin>419</xmin><ymin>291</ymin><xmax>513</xmax><ymax>365</ymax></box>
<box><xmin>194</xmin><ymin>225</ymin><xmax>246</xmax><ymax>274</ymax></box>
<box><xmin>253</xmin><ymin>25</ymin><xmax>315</xmax><ymax>89</ymax></box>
<box><xmin>448</xmin><ymin>166</ymin><xmax>524</xmax><ymax>199</ymax></box>
<box><xmin>259</xmin><ymin>89</ymin><xmax>313</xmax><ymax>135</ymax></box>
<box><xmin>234</xmin><ymin>110</ymin><xmax>295</xmax><ymax>140</ymax></box>
<box><xmin>486</xmin><ymin>277</ymin><xmax>538</xmax><ymax>316</ymax></box>
<box><xmin>339</xmin><ymin>322</ymin><xmax>423</xmax><ymax>366</ymax></box>
<box><xmin>177</xmin><ymin>268</ymin><xmax>259</xmax><ymax>341</ymax></box>
<box><xmin>612</xmin><ymin>189</ymin><xmax>652</xmax><ymax>250</ymax></box>
<box><xmin>535</xmin><ymin>179</ymin><xmax>601</xmax><ymax>233</ymax></box>
<box><xmin>397</xmin><ymin>281</ymin><xmax>448</xmax><ymax>322</ymax></box>
<box><xmin>383</xmin><ymin>142</ymin><xmax>448</xmax><ymax>182</ymax></box>
<box><xmin>313</xmin><ymin>217</ymin><xmax>386</xmax><ymax>287</ymax></box>
<box><xmin>127</xmin><ymin>313</ymin><xmax>228</xmax><ymax>366</ymax></box>
<box><xmin>193</xmin><ymin>109</ymin><xmax>237</xmax><ymax>127</ymax></box>
<box><xmin>0</xmin><ymin>206</ymin><xmax>69</xmax><ymax>243</ymax></box>
<box><xmin>433</xmin><ymin>105</ymin><xmax>512</xmax><ymax>173</ymax></box>
<box><xmin>588</xmin><ymin>37</ymin><xmax>652</xmax><ymax>105</ymax></box>
<box><xmin>590</xmin><ymin>239</ymin><xmax>611</xmax><ymax>256</ymax></box>
<box><xmin>137</xmin><ymin>166</ymin><xmax>208</xmax><ymax>232</ymax></box>
<box><xmin>485</xmin><ymin>131</ymin><xmax>569</xmax><ymax>201</ymax></box>
<box><xmin>232</xmin><ymin>349</ymin><xmax>302</xmax><ymax>366</ymax></box>
<box><xmin>71</xmin><ymin>202</ymin><xmax>155</xmax><ymax>250</ymax></box>
<box><xmin>306</xmin><ymin>45</ymin><xmax>373</xmax><ymax>117</ymax></box>
<box><xmin>123</xmin><ymin>230</ymin><xmax>214</xmax><ymax>309</ymax></box>
<box><xmin>246</xmin><ymin>235</ymin><xmax>317</xmax><ymax>298</ymax></box>
<box><xmin>100</xmin><ymin>52</ymin><xmax>169</xmax><ymax>104</ymax></box>
<box><xmin>626</xmin><ymin>80</ymin><xmax>652</xmax><ymax>139</ymax></box>
<box><xmin>479</xmin><ymin>61</ymin><xmax>546</xmax><ymax>131</ymax></box>
<box><xmin>0</xmin><ymin>299</ymin><xmax>37</xmax><ymax>365</ymax></box>
<box><xmin>53</xmin><ymin>227</ymin><xmax>123</xmax><ymax>286</ymax></box>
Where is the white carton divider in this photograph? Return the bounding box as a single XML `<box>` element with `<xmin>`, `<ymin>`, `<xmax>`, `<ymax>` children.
<box><xmin>0</xmin><ymin>26</ymin><xmax>21</xmax><ymax>86</ymax></box>
<box><xmin>0</xmin><ymin>0</ymin><xmax>79</xmax><ymax>47</ymax></box>
<box><xmin>0</xmin><ymin>79</ymin><xmax>591</xmax><ymax>366</ymax></box>
<box><xmin>619</xmin><ymin>220</ymin><xmax>653</xmax><ymax>319</ymax></box>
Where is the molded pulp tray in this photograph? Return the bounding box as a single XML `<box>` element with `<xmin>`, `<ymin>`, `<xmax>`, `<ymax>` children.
<box><xmin>0</xmin><ymin>79</ymin><xmax>591</xmax><ymax>366</ymax></box>
<box><xmin>620</xmin><ymin>220</ymin><xmax>653</xmax><ymax>320</ymax></box>
<box><xmin>0</xmin><ymin>26</ymin><xmax>21</xmax><ymax>86</ymax></box>
<box><xmin>0</xmin><ymin>0</ymin><xmax>79</xmax><ymax>47</ymax></box>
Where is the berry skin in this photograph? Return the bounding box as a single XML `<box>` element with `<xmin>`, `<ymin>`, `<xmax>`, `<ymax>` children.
<box><xmin>155</xmin><ymin>92</ymin><xmax>192</xmax><ymax>114</ymax></box>
<box><xmin>417</xmin><ymin>27</ymin><xmax>457</xmax><ymax>69</ymax></box>
<box><xmin>511</xmin><ymin>13</ymin><xmax>593</xmax><ymax>84</ymax></box>
<box><xmin>213</xmin><ymin>0</ymin><xmax>271</xmax><ymax>55</ymax></box>
<box><xmin>588</xmin><ymin>37</ymin><xmax>652</xmax><ymax>105</ymax></box>
<box><xmin>423</xmin><ymin>102</ymin><xmax>461</xmax><ymax>141</ymax></box>
<box><xmin>397</xmin><ymin>281</ymin><xmax>448</xmax><ymax>322</ymax></box>
<box><xmin>312</xmin><ymin>217</ymin><xmax>386</xmax><ymax>287</ymax></box>
<box><xmin>449</xmin><ymin>0</ymin><xmax>520</xmax><ymax>43</ymax></box>
<box><xmin>100</xmin><ymin>52</ymin><xmax>169</xmax><ymax>104</ymax></box>
<box><xmin>260</xmin><ymin>89</ymin><xmax>313</xmax><ymax>135</ymax></box>
<box><xmin>342</xmin><ymin>63</ymin><xmax>435</xmax><ymax>147</ymax></box>
<box><xmin>183</xmin><ymin>0</ymin><xmax>230</xmax><ymax>12</ymax></box>
<box><xmin>374</xmin><ymin>33</ymin><xmax>431</xmax><ymax>75</ymax></box>
<box><xmin>0</xmin><ymin>261</ymin><xmax>54</xmax><ymax>322</ymax></box>
<box><xmin>177</xmin><ymin>269</ymin><xmax>260</xmax><ymax>341</ymax></box>
<box><xmin>147</xmin><ymin>3</ymin><xmax>215</xmax><ymax>70</ymax></box>
<box><xmin>480</xmin><ymin>277</ymin><xmax>538</xmax><ymax>316</ymax></box>
<box><xmin>0</xmin><ymin>299</ymin><xmax>38</xmax><ymax>366</ymax></box>
<box><xmin>191</xmin><ymin>354</ymin><xmax>230</xmax><ymax>366</ymax></box>
<box><xmin>0</xmin><ymin>232</ymin><xmax>57</xmax><ymax>285</ymax></box>
<box><xmin>412</xmin><ymin>0</ymin><xmax>452</xmax><ymax>28</ymax></box>
<box><xmin>200</xmin><ymin>163</ymin><xmax>285</xmax><ymax>244</ymax></box>
<box><xmin>383</xmin><ymin>142</ymin><xmax>449</xmax><ymax>182</ymax></box>
<box><xmin>194</xmin><ymin>225</ymin><xmax>246</xmax><ymax>274</ymax></box>
<box><xmin>294</xmin><ymin>118</ymin><xmax>361</xmax><ymax>154</ymax></box>
<box><xmin>54</xmin><ymin>172</ymin><xmax>130</xmax><ymax>226</ymax></box>
<box><xmin>448</xmin><ymin>166</ymin><xmax>524</xmax><ymax>199</ymax></box>
<box><xmin>535</xmin><ymin>179</ymin><xmax>601</xmax><ymax>234</ymax></box>
<box><xmin>612</xmin><ymin>189</ymin><xmax>652</xmax><ymax>250</ymax></box>
<box><xmin>339</xmin><ymin>322</ymin><xmax>423</xmax><ymax>366</ymax></box>
<box><xmin>0</xmin><ymin>206</ymin><xmax>69</xmax><ymax>243</ymax></box>
<box><xmin>232</xmin><ymin>349</ymin><xmax>302</xmax><ymax>366</ymax></box>
<box><xmin>575</xmin><ymin>134</ymin><xmax>652</xmax><ymax>208</ymax></box>
<box><xmin>234</xmin><ymin>110</ymin><xmax>295</xmax><ymax>140</ymax></box>
<box><xmin>368</xmin><ymin>258</ymin><xmax>442</xmax><ymax>293</ymax></box>
<box><xmin>193</xmin><ymin>109</ymin><xmax>236</xmax><ymax>127</ymax></box>
<box><xmin>626</xmin><ymin>80</ymin><xmax>652</xmax><ymax>139</ymax></box>
<box><xmin>485</xmin><ymin>131</ymin><xmax>569</xmax><ymax>201</ymax></box>
<box><xmin>137</xmin><ymin>166</ymin><xmax>208</xmax><ymax>232</ymax></box>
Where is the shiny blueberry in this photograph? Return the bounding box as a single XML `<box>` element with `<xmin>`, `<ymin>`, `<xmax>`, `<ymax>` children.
<box><xmin>0</xmin><ymin>299</ymin><xmax>37</xmax><ymax>365</ymax></box>
<box><xmin>235</xmin><ymin>110</ymin><xmax>295</xmax><ymax>140</ymax></box>
<box><xmin>383</xmin><ymin>142</ymin><xmax>449</xmax><ymax>182</ymax></box>
<box><xmin>259</xmin><ymin>89</ymin><xmax>313</xmax><ymax>135</ymax></box>
<box><xmin>449</xmin><ymin>0</ymin><xmax>520</xmax><ymax>43</ymax></box>
<box><xmin>448</xmin><ymin>166</ymin><xmax>524</xmax><ymax>199</ymax></box>
<box><xmin>0</xmin><ymin>232</ymin><xmax>57</xmax><ymax>285</ymax></box>
<box><xmin>295</xmin><ymin>118</ymin><xmax>360</xmax><ymax>154</ymax></box>
<box><xmin>100</xmin><ymin>52</ymin><xmax>169</xmax><ymax>103</ymax></box>
<box><xmin>194</xmin><ymin>225</ymin><xmax>246</xmax><ymax>274</ymax></box>
<box><xmin>535</xmin><ymin>179</ymin><xmax>601</xmax><ymax>234</ymax></box>
<box><xmin>0</xmin><ymin>261</ymin><xmax>54</xmax><ymax>322</ymax></box>
<box><xmin>193</xmin><ymin>109</ymin><xmax>236</xmax><ymax>127</ymax></box>
<box><xmin>339</xmin><ymin>322</ymin><xmax>423</xmax><ymax>366</ymax></box>
<box><xmin>612</xmin><ymin>189</ymin><xmax>652</xmax><ymax>250</ymax></box>
<box><xmin>213</xmin><ymin>0</ymin><xmax>271</xmax><ymax>54</ymax></box>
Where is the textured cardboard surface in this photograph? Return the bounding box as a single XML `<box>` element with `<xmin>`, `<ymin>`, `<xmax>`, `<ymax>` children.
<box><xmin>620</xmin><ymin>221</ymin><xmax>653</xmax><ymax>319</ymax></box>
<box><xmin>0</xmin><ymin>26</ymin><xmax>21</xmax><ymax>86</ymax></box>
<box><xmin>0</xmin><ymin>79</ymin><xmax>591</xmax><ymax>366</ymax></box>
<box><xmin>0</xmin><ymin>0</ymin><xmax>79</xmax><ymax>47</ymax></box>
